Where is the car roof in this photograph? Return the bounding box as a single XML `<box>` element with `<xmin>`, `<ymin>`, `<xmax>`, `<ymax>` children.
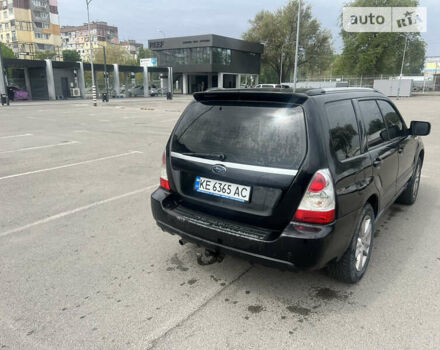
<box><xmin>194</xmin><ymin>87</ymin><xmax>385</xmax><ymax>104</ymax></box>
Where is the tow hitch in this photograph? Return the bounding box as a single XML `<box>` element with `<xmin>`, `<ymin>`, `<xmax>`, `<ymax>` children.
<box><xmin>196</xmin><ymin>248</ymin><xmax>224</xmax><ymax>266</ymax></box>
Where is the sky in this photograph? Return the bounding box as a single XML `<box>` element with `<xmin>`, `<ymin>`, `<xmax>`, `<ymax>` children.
<box><xmin>58</xmin><ymin>0</ymin><xmax>440</xmax><ymax>56</ymax></box>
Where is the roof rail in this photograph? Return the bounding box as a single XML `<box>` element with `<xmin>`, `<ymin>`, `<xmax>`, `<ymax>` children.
<box><xmin>193</xmin><ymin>88</ymin><xmax>308</xmax><ymax>104</ymax></box>
<box><xmin>306</xmin><ymin>87</ymin><xmax>381</xmax><ymax>96</ymax></box>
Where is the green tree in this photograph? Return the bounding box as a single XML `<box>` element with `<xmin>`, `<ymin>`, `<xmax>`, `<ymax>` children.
<box><xmin>62</xmin><ymin>49</ymin><xmax>81</xmax><ymax>62</ymax></box>
<box><xmin>0</xmin><ymin>43</ymin><xmax>15</xmax><ymax>59</ymax></box>
<box><xmin>243</xmin><ymin>0</ymin><xmax>334</xmax><ymax>82</ymax></box>
<box><xmin>35</xmin><ymin>50</ymin><xmax>57</xmax><ymax>60</ymax></box>
<box><xmin>334</xmin><ymin>0</ymin><xmax>426</xmax><ymax>76</ymax></box>
<box><xmin>138</xmin><ymin>47</ymin><xmax>155</xmax><ymax>60</ymax></box>
<box><xmin>94</xmin><ymin>44</ymin><xmax>137</xmax><ymax>65</ymax></box>
<box><xmin>259</xmin><ymin>64</ymin><xmax>278</xmax><ymax>84</ymax></box>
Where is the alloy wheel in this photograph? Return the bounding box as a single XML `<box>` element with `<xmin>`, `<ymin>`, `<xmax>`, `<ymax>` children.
<box><xmin>355</xmin><ymin>215</ymin><xmax>372</xmax><ymax>272</ymax></box>
<box><xmin>412</xmin><ymin>163</ymin><xmax>421</xmax><ymax>200</ymax></box>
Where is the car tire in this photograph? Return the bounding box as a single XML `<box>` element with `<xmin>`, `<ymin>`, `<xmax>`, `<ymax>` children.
<box><xmin>328</xmin><ymin>203</ymin><xmax>375</xmax><ymax>284</ymax></box>
<box><xmin>396</xmin><ymin>158</ymin><xmax>422</xmax><ymax>205</ymax></box>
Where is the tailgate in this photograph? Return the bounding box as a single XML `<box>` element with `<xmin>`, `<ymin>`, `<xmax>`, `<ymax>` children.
<box><xmin>168</xmin><ymin>100</ymin><xmax>307</xmax><ymax>229</ymax></box>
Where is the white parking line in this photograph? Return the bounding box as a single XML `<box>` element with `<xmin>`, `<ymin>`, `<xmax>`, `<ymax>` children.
<box><xmin>0</xmin><ymin>150</ymin><xmax>143</xmax><ymax>181</ymax></box>
<box><xmin>0</xmin><ymin>133</ymin><xmax>33</xmax><ymax>139</ymax></box>
<box><xmin>157</xmin><ymin>118</ymin><xmax>178</xmax><ymax>123</ymax></box>
<box><xmin>0</xmin><ymin>140</ymin><xmax>79</xmax><ymax>154</ymax></box>
<box><xmin>123</xmin><ymin>116</ymin><xmax>144</xmax><ymax>119</ymax></box>
<box><xmin>0</xmin><ymin>184</ymin><xmax>157</xmax><ymax>238</ymax></box>
<box><xmin>26</xmin><ymin>116</ymin><xmax>55</xmax><ymax>121</ymax></box>
<box><xmin>145</xmin><ymin>131</ymin><xmax>171</xmax><ymax>136</ymax></box>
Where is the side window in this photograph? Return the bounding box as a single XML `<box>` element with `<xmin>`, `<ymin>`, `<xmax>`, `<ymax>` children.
<box><xmin>358</xmin><ymin>100</ymin><xmax>389</xmax><ymax>148</ymax></box>
<box><xmin>377</xmin><ymin>100</ymin><xmax>404</xmax><ymax>139</ymax></box>
<box><xmin>326</xmin><ymin>100</ymin><xmax>361</xmax><ymax>161</ymax></box>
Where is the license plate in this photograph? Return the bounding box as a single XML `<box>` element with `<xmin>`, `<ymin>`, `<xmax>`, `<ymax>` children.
<box><xmin>194</xmin><ymin>176</ymin><xmax>251</xmax><ymax>202</ymax></box>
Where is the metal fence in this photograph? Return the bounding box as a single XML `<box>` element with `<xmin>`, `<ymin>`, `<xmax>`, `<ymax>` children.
<box><xmin>295</xmin><ymin>75</ymin><xmax>440</xmax><ymax>93</ymax></box>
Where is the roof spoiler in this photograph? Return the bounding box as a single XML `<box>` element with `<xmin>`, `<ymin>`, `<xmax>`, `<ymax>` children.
<box><xmin>193</xmin><ymin>88</ymin><xmax>308</xmax><ymax>104</ymax></box>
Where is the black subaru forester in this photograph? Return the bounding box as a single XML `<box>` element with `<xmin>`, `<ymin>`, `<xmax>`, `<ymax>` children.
<box><xmin>151</xmin><ymin>88</ymin><xmax>430</xmax><ymax>283</ymax></box>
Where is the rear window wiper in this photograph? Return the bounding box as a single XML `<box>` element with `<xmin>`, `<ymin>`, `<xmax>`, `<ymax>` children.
<box><xmin>182</xmin><ymin>152</ymin><xmax>225</xmax><ymax>161</ymax></box>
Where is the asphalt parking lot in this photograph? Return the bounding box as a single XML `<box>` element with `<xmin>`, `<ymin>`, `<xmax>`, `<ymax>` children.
<box><xmin>0</xmin><ymin>95</ymin><xmax>439</xmax><ymax>349</ymax></box>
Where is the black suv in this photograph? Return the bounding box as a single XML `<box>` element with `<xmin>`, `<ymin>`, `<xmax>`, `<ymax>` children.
<box><xmin>151</xmin><ymin>88</ymin><xmax>430</xmax><ymax>283</ymax></box>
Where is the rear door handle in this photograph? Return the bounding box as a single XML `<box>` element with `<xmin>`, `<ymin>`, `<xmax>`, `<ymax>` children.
<box><xmin>398</xmin><ymin>147</ymin><xmax>404</xmax><ymax>154</ymax></box>
<box><xmin>373</xmin><ymin>159</ymin><xmax>382</xmax><ymax>167</ymax></box>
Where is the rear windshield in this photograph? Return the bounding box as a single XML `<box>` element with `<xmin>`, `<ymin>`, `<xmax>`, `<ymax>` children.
<box><xmin>171</xmin><ymin>101</ymin><xmax>307</xmax><ymax>169</ymax></box>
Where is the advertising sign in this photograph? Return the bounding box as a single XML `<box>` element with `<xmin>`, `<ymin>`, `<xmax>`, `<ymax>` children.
<box><xmin>140</xmin><ymin>58</ymin><xmax>158</xmax><ymax>68</ymax></box>
<box><xmin>343</xmin><ymin>7</ymin><xmax>427</xmax><ymax>33</ymax></box>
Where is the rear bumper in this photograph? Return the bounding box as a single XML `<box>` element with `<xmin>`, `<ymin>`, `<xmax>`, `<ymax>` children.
<box><xmin>151</xmin><ymin>188</ymin><xmax>359</xmax><ymax>271</ymax></box>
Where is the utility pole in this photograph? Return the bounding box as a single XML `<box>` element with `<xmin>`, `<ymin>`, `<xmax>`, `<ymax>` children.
<box><xmin>397</xmin><ymin>34</ymin><xmax>409</xmax><ymax>99</ymax></box>
<box><xmin>86</xmin><ymin>0</ymin><xmax>97</xmax><ymax>106</ymax></box>
<box><xmin>293</xmin><ymin>0</ymin><xmax>302</xmax><ymax>91</ymax></box>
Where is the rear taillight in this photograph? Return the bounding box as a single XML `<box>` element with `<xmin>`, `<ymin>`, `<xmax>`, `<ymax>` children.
<box><xmin>160</xmin><ymin>151</ymin><xmax>170</xmax><ymax>190</ymax></box>
<box><xmin>293</xmin><ymin>169</ymin><xmax>335</xmax><ymax>225</ymax></box>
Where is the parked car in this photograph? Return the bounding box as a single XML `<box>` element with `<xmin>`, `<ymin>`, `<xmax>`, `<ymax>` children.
<box><xmin>149</xmin><ymin>85</ymin><xmax>165</xmax><ymax>96</ymax></box>
<box><xmin>7</xmin><ymin>86</ymin><xmax>30</xmax><ymax>101</ymax></box>
<box><xmin>150</xmin><ymin>87</ymin><xmax>167</xmax><ymax>96</ymax></box>
<box><xmin>255</xmin><ymin>84</ymin><xmax>277</xmax><ymax>88</ymax></box>
<box><xmin>151</xmin><ymin>87</ymin><xmax>430</xmax><ymax>283</ymax></box>
<box><xmin>110</xmin><ymin>88</ymin><xmax>126</xmax><ymax>99</ymax></box>
<box><xmin>127</xmin><ymin>85</ymin><xmax>144</xmax><ymax>97</ymax></box>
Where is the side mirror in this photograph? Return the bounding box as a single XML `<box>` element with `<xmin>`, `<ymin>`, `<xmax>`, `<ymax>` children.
<box><xmin>410</xmin><ymin>121</ymin><xmax>431</xmax><ymax>136</ymax></box>
<box><xmin>380</xmin><ymin>129</ymin><xmax>389</xmax><ymax>141</ymax></box>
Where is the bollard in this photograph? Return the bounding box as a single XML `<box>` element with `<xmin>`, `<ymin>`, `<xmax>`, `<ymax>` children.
<box><xmin>92</xmin><ymin>85</ymin><xmax>97</xmax><ymax>106</ymax></box>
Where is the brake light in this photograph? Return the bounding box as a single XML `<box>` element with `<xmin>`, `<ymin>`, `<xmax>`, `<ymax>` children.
<box><xmin>308</xmin><ymin>173</ymin><xmax>326</xmax><ymax>192</ymax></box>
<box><xmin>160</xmin><ymin>151</ymin><xmax>170</xmax><ymax>190</ymax></box>
<box><xmin>293</xmin><ymin>169</ymin><xmax>335</xmax><ymax>225</ymax></box>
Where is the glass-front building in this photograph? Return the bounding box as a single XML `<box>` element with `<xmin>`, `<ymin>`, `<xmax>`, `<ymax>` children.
<box><xmin>156</xmin><ymin>47</ymin><xmax>232</xmax><ymax>66</ymax></box>
<box><xmin>148</xmin><ymin>34</ymin><xmax>264</xmax><ymax>94</ymax></box>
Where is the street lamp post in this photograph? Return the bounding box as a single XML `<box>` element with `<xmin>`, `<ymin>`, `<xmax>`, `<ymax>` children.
<box><xmin>95</xmin><ymin>44</ymin><xmax>109</xmax><ymax>102</ymax></box>
<box><xmin>293</xmin><ymin>0</ymin><xmax>302</xmax><ymax>91</ymax></box>
<box><xmin>397</xmin><ymin>34</ymin><xmax>409</xmax><ymax>99</ymax></box>
<box><xmin>86</xmin><ymin>0</ymin><xmax>97</xmax><ymax>106</ymax></box>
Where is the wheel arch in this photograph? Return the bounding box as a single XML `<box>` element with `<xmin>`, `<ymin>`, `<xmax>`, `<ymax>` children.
<box><xmin>365</xmin><ymin>194</ymin><xmax>379</xmax><ymax>219</ymax></box>
<box><xmin>418</xmin><ymin>149</ymin><xmax>424</xmax><ymax>163</ymax></box>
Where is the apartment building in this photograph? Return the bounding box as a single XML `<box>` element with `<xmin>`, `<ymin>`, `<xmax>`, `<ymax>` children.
<box><xmin>120</xmin><ymin>39</ymin><xmax>143</xmax><ymax>60</ymax></box>
<box><xmin>0</xmin><ymin>0</ymin><xmax>61</xmax><ymax>60</ymax></box>
<box><xmin>61</xmin><ymin>21</ymin><xmax>119</xmax><ymax>62</ymax></box>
